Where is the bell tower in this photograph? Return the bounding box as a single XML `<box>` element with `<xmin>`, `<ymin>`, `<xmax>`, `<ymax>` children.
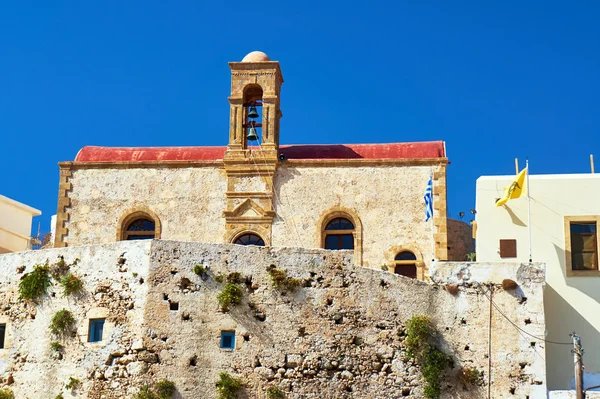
<box><xmin>223</xmin><ymin>51</ymin><xmax>284</xmax><ymax>244</ymax></box>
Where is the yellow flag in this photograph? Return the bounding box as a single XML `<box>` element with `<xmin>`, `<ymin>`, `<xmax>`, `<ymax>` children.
<box><xmin>496</xmin><ymin>167</ymin><xmax>527</xmax><ymax>207</ymax></box>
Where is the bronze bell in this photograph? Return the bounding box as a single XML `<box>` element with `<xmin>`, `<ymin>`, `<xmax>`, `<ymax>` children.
<box><xmin>247</xmin><ymin>126</ymin><xmax>259</xmax><ymax>141</ymax></box>
<box><xmin>247</xmin><ymin>106</ymin><xmax>259</xmax><ymax>119</ymax></box>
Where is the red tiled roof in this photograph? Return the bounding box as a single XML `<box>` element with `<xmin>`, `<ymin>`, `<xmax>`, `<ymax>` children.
<box><xmin>74</xmin><ymin>141</ymin><xmax>445</xmax><ymax>162</ymax></box>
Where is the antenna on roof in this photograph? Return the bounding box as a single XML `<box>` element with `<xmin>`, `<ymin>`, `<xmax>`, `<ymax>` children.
<box><xmin>591</xmin><ymin>154</ymin><xmax>595</xmax><ymax>174</ymax></box>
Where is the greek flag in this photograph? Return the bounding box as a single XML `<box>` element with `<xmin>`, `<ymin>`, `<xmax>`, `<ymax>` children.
<box><xmin>424</xmin><ymin>176</ymin><xmax>433</xmax><ymax>222</ymax></box>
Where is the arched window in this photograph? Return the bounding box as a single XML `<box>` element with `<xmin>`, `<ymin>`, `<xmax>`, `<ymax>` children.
<box><xmin>124</xmin><ymin>219</ymin><xmax>156</xmax><ymax>240</ymax></box>
<box><xmin>324</xmin><ymin>218</ymin><xmax>355</xmax><ymax>250</ymax></box>
<box><xmin>234</xmin><ymin>233</ymin><xmax>265</xmax><ymax>247</ymax></box>
<box><xmin>394</xmin><ymin>251</ymin><xmax>417</xmax><ymax>278</ymax></box>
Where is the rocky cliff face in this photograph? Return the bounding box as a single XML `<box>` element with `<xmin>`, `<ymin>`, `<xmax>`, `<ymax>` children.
<box><xmin>0</xmin><ymin>241</ymin><xmax>545</xmax><ymax>398</ymax></box>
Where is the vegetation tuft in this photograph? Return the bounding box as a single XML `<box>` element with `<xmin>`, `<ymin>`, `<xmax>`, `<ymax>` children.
<box><xmin>458</xmin><ymin>366</ymin><xmax>484</xmax><ymax>388</ymax></box>
<box><xmin>50</xmin><ymin>309</ymin><xmax>76</xmax><ymax>337</ymax></box>
<box><xmin>266</xmin><ymin>385</ymin><xmax>286</xmax><ymax>399</ymax></box>
<box><xmin>50</xmin><ymin>341</ymin><xmax>64</xmax><ymax>351</ymax></box>
<box><xmin>226</xmin><ymin>272</ymin><xmax>243</xmax><ymax>284</ymax></box>
<box><xmin>0</xmin><ymin>389</ymin><xmax>14</xmax><ymax>399</ymax></box>
<box><xmin>193</xmin><ymin>264</ymin><xmax>206</xmax><ymax>275</ymax></box>
<box><xmin>217</xmin><ymin>283</ymin><xmax>243</xmax><ymax>311</ymax></box>
<box><xmin>405</xmin><ymin>315</ymin><xmax>452</xmax><ymax>399</ymax></box>
<box><xmin>267</xmin><ymin>267</ymin><xmax>302</xmax><ymax>291</ymax></box>
<box><xmin>60</xmin><ymin>273</ymin><xmax>84</xmax><ymax>296</ymax></box>
<box><xmin>65</xmin><ymin>377</ymin><xmax>80</xmax><ymax>391</ymax></box>
<box><xmin>134</xmin><ymin>380</ymin><xmax>176</xmax><ymax>399</ymax></box>
<box><xmin>216</xmin><ymin>372</ymin><xmax>243</xmax><ymax>399</ymax></box>
<box><xmin>19</xmin><ymin>264</ymin><xmax>52</xmax><ymax>301</ymax></box>
<box><xmin>380</xmin><ymin>265</ymin><xmax>389</xmax><ymax>271</ymax></box>
<box><xmin>54</xmin><ymin>395</ymin><xmax>64</xmax><ymax>399</ymax></box>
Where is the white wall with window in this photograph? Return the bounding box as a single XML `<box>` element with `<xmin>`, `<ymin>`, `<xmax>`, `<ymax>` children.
<box><xmin>475</xmin><ymin>173</ymin><xmax>600</xmax><ymax>390</ymax></box>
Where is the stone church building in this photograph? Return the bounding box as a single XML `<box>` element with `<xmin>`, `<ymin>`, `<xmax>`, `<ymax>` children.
<box><xmin>54</xmin><ymin>51</ymin><xmax>472</xmax><ymax>279</ymax></box>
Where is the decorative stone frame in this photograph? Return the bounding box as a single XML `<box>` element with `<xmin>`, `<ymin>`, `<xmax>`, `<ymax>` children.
<box><xmin>564</xmin><ymin>216</ymin><xmax>600</xmax><ymax>277</ymax></box>
<box><xmin>316</xmin><ymin>207</ymin><xmax>363</xmax><ymax>265</ymax></box>
<box><xmin>0</xmin><ymin>316</ymin><xmax>10</xmax><ymax>351</ymax></box>
<box><xmin>227</xmin><ymin>226</ymin><xmax>271</xmax><ymax>246</ymax></box>
<box><xmin>384</xmin><ymin>245</ymin><xmax>426</xmax><ymax>281</ymax></box>
<box><xmin>116</xmin><ymin>206</ymin><xmax>162</xmax><ymax>241</ymax></box>
<box><xmin>78</xmin><ymin>307</ymin><xmax>113</xmax><ymax>346</ymax></box>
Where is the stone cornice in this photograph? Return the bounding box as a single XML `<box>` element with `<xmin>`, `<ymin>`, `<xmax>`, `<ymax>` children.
<box><xmin>61</xmin><ymin>157</ymin><xmax>448</xmax><ymax>170</ymax></box>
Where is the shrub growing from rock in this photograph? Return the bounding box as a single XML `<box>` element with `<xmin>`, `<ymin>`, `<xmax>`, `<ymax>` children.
<box><xmin>60</xmin><ymin>273</ymin><xmax>84</xmax><ymax>296</ymax></box>
<box><xmin>49</xmin><ymin>309</ymin><xmax>76</xmax><ymax>337</ymax></box>
<box><xmin>135</xmin><ymin>379</ymin><xmax>176</xmax><ymax>399</ymax></box>
<box><xmin>267</xmin><ymin>267</ymin><xmax>302</xmax><ymax>291</ymax></box>
<box><xmin>216</xmin><ymin>372</ymin><xmax>243</xmax><ymax>399</ymax></box>
<box><xmin>266</xmin><ymin>385</ymin><xmax>286</xmax><ymax>399</ymax></box>
<box><xmin>0</xmin><ymin>389</ymin><xmax>14</xmax><ymax>399</ymax></box>
<box><xmin>405</xmin><ymin>315</ymin><xmax>452</xmax><ymax>399</ymax></box>
<box><xmin>19</xmin><ymin>264</ymin><xmax>52</xmax><ymax>301</ymax></box>
<box><xmin>217</xmin><ymin>283</ymin><xmax>242</xmax><ymax>311</ymax></box>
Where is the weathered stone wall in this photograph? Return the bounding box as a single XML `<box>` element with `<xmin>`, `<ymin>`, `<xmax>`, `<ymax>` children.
<box><xmin>0</xmin><ymin>241</ymin><xmax>545</xmax><ymax>398</ymax></box>
<box><xmin>272</xmin><ymin>165</ymin><xmax>435</xmax><ymax>269</ymax></box>
<box><xmin>65</xmin><ymin>167</ymin><xmax>227</xmax><ymax>245</ymax></box>
<box><xmin>62</xmin><ymin>163</ymin><xmax>477</xmax><ymax>274</ymax></box>
<box><xmin>446</xmin><ymin>219</ymin><xmax>474</xmax><ymax>261</ymax></box>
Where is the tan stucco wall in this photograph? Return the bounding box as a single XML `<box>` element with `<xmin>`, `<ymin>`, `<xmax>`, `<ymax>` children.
<box><xmin>0</xmin><ymin>195</ymin><xmax>41</xmax><ymax>253</ymax></box>
<box><xmin>273</xmin><ymin>165</ymin><xmax>435</xmax><ymax>270</ymax></box>
<box><xmin>475</xmin><ymin>173</ymin><xmax>600</xmax><ymax>390</ymax></box>
<box><xmin>61</xmin><ymin>163</ymin><xmax>462</xmax><ymax>275</ymax></box>
<box><xmin>65</xmin><ymin>167</ymin><xmax>228</xmax><ymax>245</ymax></box>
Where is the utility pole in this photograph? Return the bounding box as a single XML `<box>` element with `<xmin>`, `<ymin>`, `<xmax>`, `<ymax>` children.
<box><xmin>571</xmin><ymin>332</ymin><xmax>584</xmax><ymax>399</ymax></box>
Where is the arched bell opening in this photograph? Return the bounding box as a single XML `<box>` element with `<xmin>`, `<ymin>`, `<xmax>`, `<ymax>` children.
<box><xmin>243</xmin><ymin>84</ymin><xmax>263</xmax><ymax>147</ymax></box>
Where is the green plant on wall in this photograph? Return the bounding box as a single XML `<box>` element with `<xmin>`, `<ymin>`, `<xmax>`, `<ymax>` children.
<box><xmin>65</xmin><ymin>377</ymin><xmax>80</xmax><ymax>391</ymax></box>
<box><xmin>266</xmin><ymin>385</ymin><xmax>286</xmax><ymax>399</ymax></box>
<box><xmin>465</xmin><ymin>252</ymin><xmax>476</xmax><ymax>261</ymax></box>
<box><xmin>404</xmin><ymin>315</ymin><xmax>452</xmax><ymax>399</ymax></box>
<box><xmin>217</xmin><ymin>283</ymin><xmax>243</xmax><ymax>311</ymax></box>
<box><xmin>50</xmin><ymin>309</ymin><xmax>76</xmax><ymax>337</ymax></box>
<box><xmin>193</xmin><ymin>264</ymin><xmax>206</xmax><ymax>275</ymax></box>
<box><xmin>458</xmin><ymin>366</ymin><xmax>484</xmax><ymax>388</ymax></box>
<box><xmin>19</xmin><ymin>264</ymin><xmax>52</xmax><ymax>301</ymax></box>
<box><xmin>50</xmin><ymin>341</ymin><xmax>64</xmax><ymax>351</ymax></box>
<box><xmin>216</xmin><ymin>372</ymin><xmax>243</xmax><ymax>399</ymax></box>
<box><xmin>267</xmin><ymin>267</ymin><xmax>302</xmax><ymax>291</ymax></box>
<box><xmin>60</xmin><ymin>273</ymin><xmax>84</xmax><ymax>296</ymax></box>
<box><xmin>134</xmin><ymin>379</ymin><xmax>176</xmax><ymax>399</ymax></box>
<box><xmin>0</xmin><ymin>389</ymin><xmax>14</xmax><ymax>399</ymax></box>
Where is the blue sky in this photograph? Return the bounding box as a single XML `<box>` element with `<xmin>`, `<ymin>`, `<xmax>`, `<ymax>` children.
<box><xmin>1</xmin><ymin>1</ymin><xmax>599</xmax><ymax>235</ymax></box>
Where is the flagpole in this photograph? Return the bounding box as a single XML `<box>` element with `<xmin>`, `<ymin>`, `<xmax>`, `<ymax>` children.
<box><xmin>431</xmin><ymin>171</ymin><xmax>435</xmax><ymax>262</ymax></box>
<box><xmin>526</xmin><ymin>159</ymin><xmax>532</xmax><ymax>262</ymax></box>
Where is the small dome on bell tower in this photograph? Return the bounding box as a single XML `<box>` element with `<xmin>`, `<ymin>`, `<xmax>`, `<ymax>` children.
<box><xmin>241</xmin><ymin>51</ymin><xmax>271</xmax><ymax>62</ymax></box>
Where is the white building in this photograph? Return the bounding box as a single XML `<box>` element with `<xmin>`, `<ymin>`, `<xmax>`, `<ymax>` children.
<box><xmin>476</xmin><ymin>173</ymin><xmax>600</xmax><ymax>390</ymax></box>
<box><xmin>0</xmin><ymin>194</ymin><xmax>41</xmax><ymax>253</ymax></box>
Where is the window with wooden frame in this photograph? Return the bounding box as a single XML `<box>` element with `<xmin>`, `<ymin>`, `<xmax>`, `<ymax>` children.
<box><xmin>565</xmin><ymin>216</ymin><xmax>600</xmax><ymax>277</ymax></box>
<box><xmin>88</xmin><ymin>319</ymin><xmax>105</xmax><ymax>342</ymax></box>
<box><xmin>233</xmin><ymin>233</ymin><xmax>265</xmax><ymax>247</ymax></box>
<box><xmin>394</xmin><ymin>251</ymin><xmax>417</xmax><ymax>279</ymax></box>
<box><xmin>124</xmin><ymin>218</ymin><xmax>156</xmax><ymax>240</ymax></box>
<box><xmin>323</xmin><ymin>218</ymin><xmax>355</xmax><ymax>250</ymax></box>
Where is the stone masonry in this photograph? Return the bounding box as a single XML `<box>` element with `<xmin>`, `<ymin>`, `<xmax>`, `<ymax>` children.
<box><xmin>0</xmin><ymin>241</ymin><xmax>545</xmax><ymax>398</ymax></box>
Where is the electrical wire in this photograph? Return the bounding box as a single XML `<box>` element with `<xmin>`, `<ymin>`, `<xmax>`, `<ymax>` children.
<box><xmin>477</xmin><ymin>284</ymin><xmax>572</xmax><ymax>346</ymax></box>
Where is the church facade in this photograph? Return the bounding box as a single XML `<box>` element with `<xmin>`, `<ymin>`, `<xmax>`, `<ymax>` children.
<box><xmin>53</xmin><ymin>51</ymin><xmax>471</xmax><ymax>279</ymax></box>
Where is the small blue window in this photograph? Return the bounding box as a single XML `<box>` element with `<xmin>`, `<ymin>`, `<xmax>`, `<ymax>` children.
<box><xmin>0</xmin><ymin>324</ymin><xmax>5</xmax><ymax>349</ymax></box>
<box><xmin>220</xmin><ymin>331</ymin><xmax>235</xmax><ymax>350</ymax></box>
<box><xmin>89</xmin><ymin>319</ymin><xmax>105</xmax><ymax>342</ymax></box>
